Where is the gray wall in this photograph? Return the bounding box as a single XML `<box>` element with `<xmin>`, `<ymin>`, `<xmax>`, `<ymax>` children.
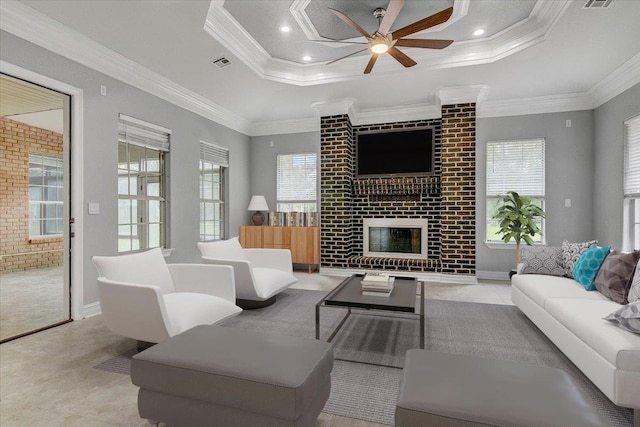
<box><xmin>593</xmin><ymin>83</ymin><xmax>640</xmax><ymax>249</ymax></box>
<box><xmin>476</xmin><ymin>110</ymin><xmax>595</xmax><ymax>273</ymax></box>
<box><xmin>1</xmin><ymin>31</ymin><xmax>251</xmax><ymax>305</ymax></box>
<box><xmin>249</xmin><ymin>131</ymin><xmax>320</xmax><ymax>224</ymax></box>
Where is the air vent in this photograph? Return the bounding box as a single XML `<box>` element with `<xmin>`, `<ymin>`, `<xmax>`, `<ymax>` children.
<box><xmin>212</xmin><ymin>57</ymin><xmax>231</xmax><ymax>68</ymax></box>
<box><xmin>583</xmin><ymin>0</ymin><xmax>613</xmax><ymax>8</ymax></box>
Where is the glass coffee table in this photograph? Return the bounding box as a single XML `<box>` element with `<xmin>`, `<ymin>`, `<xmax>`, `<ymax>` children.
<box><xmin>315</xmin><ymin>274</ymin><xmax>424</xmax><ymax>349</ymax></box>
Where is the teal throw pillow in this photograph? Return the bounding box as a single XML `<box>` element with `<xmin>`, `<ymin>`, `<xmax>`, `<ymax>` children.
<box><xmin>573</xmin><ymin>245</ymin><xmax>611</xmax><ymax>290</ymax></box>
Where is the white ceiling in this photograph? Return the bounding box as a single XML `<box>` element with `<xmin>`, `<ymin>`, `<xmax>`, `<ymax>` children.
<box><xmin>4</xmin><ymin>0</ymin><xmax>640</xmax><ymax>134</ymax></box>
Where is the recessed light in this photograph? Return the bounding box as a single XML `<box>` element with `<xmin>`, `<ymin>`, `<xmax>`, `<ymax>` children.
<box><xmin>302</xmin><ymin>55</ymin><xmax>312</xmax><ymax>62</ymax></box>
<box><xmin>280</xmin><ymin>26</ymin><xmax>291</xmax><ymax>33</ymax></box>
<box><xmin>473</xmin><ymin>29</ymin><xmax>485</xmax><ymax>36</ymax></box>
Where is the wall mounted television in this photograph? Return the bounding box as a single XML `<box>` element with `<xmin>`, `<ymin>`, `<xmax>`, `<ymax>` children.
<box><xmin>356</xmin><ymin>127</ymin><xmax>434</xmax><ymax>177</ymax></box>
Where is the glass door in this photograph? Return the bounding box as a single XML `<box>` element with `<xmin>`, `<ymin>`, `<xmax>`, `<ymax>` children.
<box><xmin>0</xmin><ymin>74</ymin><xmax>71</xmax><ymax>342</ymax></box>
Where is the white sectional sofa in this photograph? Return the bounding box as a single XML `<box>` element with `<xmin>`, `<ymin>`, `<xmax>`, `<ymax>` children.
<box><xmin>511</xmin><ymin>274</ymin><xmax>640</xmax><ymax>425</ymax></box>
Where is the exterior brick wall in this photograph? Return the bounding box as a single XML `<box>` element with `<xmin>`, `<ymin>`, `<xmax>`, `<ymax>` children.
<box><xmin>319</xmin><ymin>107</ymin><xmax>476</xmax><ymax>276</ymax></box>
<box><xmin>440</xmin><ymin>103</ymin><xmax>476</xmax><ymax>275</ymax></box>
<box><xmin>0</xmin><ymin>117</ymin><xmax>63</xmax><ymax>273</ymax></box>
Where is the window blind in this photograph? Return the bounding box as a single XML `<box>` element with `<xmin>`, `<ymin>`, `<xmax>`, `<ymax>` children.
<box><xmin>277</xmin><ymin>153</ymin><xmax>317</xmax><ymax>201</ymax></box>
<box><xmin>200</xmin><ymin>141</ymin><xmax>229</xmax><ymax>167</ymax></box>
<box><xmin>118</xmin><ymin>114</ymin><xmax>170</xmax><ymax>152</ymax></box>
<box><xmin>624</xmin><ymin>115</ymin><xmax>640</xmax><ymax>197</ymax></box>
<box><xmin>486</xmin><ymin>139</ymin><xmax>545</xmax><ymax>197</ymax></box>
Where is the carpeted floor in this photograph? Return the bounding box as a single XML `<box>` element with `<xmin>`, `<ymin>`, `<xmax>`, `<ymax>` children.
<box><xmin>95</xmin><ymin>288</ymin><xmax>634</xmax><ymax>426</ymax></box>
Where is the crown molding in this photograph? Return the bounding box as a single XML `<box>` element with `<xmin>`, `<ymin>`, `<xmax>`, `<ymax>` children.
<box><xmin>204</xmin><ymin>0</ymin><xmax>570</xmax><ymax>86</ymax></box>
<box><xmin>0</xmin><ymin>0</ymin><xmax>251</xmax><ymax>134</ymax></box>
<box><xmin>248</xmin><ymin>117</ymin><xmax>320</xmax><ymax>137</ymax></box>
<box><xmin>588</xmin><ymin>52</ymin><xmax>640</xmax><ymax>108</ymax></box>
<box><xmin>352</xmin><ymin>104</ymin><xmax>441</xmax><ymax>126</ymax></box>
<box><xmin>310</xmin><ymin>98</ymin><xmax>358</xmax><ymax>120</ymax></box>
<box><xmin>437</xmin><ymin>84</ymin><xmax>489</xmax><ymax>105</ymax></box>
<box><xmin>478</xmin><ymin>93</ymin><xmax>593</xmax><ymax>118</ymax></box>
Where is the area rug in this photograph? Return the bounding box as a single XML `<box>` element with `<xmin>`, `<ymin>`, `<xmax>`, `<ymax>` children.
<box><xmin>95</xmin><ymin>288</ymin><xmax>634</xmax><ymax>426</ymax></box>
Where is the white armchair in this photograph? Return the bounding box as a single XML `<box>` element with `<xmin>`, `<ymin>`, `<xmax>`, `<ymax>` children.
<box><xmin>92</xmin><ymin>248</ymin><xmax>242</xmax><ymax>347</ymax></box>
<box><xmin>198</xmin><ymin>237</ymin><xmax>298</xmax><ymax>309</ymax></box>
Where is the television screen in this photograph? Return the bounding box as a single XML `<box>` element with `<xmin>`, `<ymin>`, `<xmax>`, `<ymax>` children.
<box><xmin>356</xmin><ymin>128</ymin><xmax>434</xmax><ymax>177</ymax></box>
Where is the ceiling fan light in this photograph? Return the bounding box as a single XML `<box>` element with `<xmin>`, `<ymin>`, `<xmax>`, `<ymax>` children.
<box><xmin>371</xmin><ymin>42</ymin><xmax>389</xmax><ymax>54</ymax></box>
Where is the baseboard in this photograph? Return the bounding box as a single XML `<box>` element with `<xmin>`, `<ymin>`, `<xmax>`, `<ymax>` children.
<box><xmin>82</xmin><ymin>301</ymin><xmax>101</xmax><ymax>318</ymax></box>
<box><xmin>477</xmin><ymin>270</ymin><xmax>511</xmax><ymax>281</ymax></box>
<box><xmin>319</xmin><ymin>267</ymin><xmax>477</xmax><ymax>284</ymax></box>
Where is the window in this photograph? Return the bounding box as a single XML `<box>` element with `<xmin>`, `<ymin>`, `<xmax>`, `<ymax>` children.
<box><xmin>623</xmin><ymin>114</ymin><xmax>640</xmax><ymax>251</ymax></box>
<box><xmin>199</xmin><ymin>141</ymin><xmax>228</xmax><ymax>241</ymax></box>
<box><xmin>117</xmin><ymin>115</ymin><xmax>170</xmax><ymax>253</ymax></box>
<box><xmin>277</xmin><ymin>153</ymin><xmax>317</xmax><ymax>212</ymax></box>
<box><xmin>29</xmin><ymin>153</ymin><xmax>63</xmax><ymax>237</ymax></box>
<box><xmin>486</xmin><ymin>139</ymin><xmax>545</xmax><ymax>243</ymax></box>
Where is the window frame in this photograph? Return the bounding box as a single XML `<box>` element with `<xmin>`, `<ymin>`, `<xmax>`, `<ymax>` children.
<box><xmin>485</xmin><ymin>138</ymin><xmax>546</xmax><ymax>247</ymax></box>
<box><xmin>28</xmin><ymin>153</ymin><xmax>64</xmax><ymax>238</ymax></box>
<box><xmin>276</xmin><ymin>152</ymin><xmax>318</xmax><ymax>213</ymax></box>
<box><xmin>117</xmin><ymin>115</ymin><xmax>170</xmax><ymax>254</ymax></box>
<box><xmin>623</xmin><ymin>114</ymin><xmax>640</xmax><ymax>251</ymax></box>
<box><xmin>199</xmin><ymin>141</ymin><xmax>227</xmax><ymax>242</ymax></box>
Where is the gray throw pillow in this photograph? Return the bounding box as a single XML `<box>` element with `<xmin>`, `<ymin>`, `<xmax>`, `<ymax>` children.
<box><xmin>594</xmin><ymin>250</ymin><xmax>640</xmax><ymax>304</ymax></box>
<box><xmin>603</xmin><ymin>301</ymin><xmax>640</xmax><ymax>334</ymax></box>
<box><xmin>520</xmin><ymin>246</ymin><xmax>566</xmax><ymax>276</ymax></box>
<box><xmin>562</xmin><ymin>240</ymin><xmax>597</xmax><ymax>278</ymax></box>
<box><xmin>628</xmin><ymin>261</ymin><xmax>640</xmax><ymax>303</ymax></box>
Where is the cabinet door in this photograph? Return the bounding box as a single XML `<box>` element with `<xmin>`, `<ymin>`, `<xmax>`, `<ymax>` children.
<box><xmin>290</xmin><ymin>227</ymin><xmax>319</xmax><ymax>264</ymax></box>
<box><xmin>240</xmin><ymin>226</ymin><xmax>262</xmax><ymax>248</ymax></box>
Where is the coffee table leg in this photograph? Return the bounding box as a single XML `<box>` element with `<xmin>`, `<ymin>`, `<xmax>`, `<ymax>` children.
<box><xmin>315</xmin><ymin>304</ymin><xmax>320</xmax><ymax>340</ymax></box>
<box><xmin>420</xmin><ymin>281</ymin><xmax>425</xmax><ymax>349</ymax></box>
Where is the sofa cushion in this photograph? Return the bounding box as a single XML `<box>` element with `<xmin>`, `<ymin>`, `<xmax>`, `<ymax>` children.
<box><xmin>595</xmin><ymin>250</ymin><xmax>640</xmax><ymax>304</ymax></box>
<box><xmin>545</xmin><ymin>298</ymin><xmax>640</xmax><ymax>371</ymax></box>
<box><xmin>628</xmin><ymin>261</ymin><xmax>640</xmax><ymax>303</ymax></box>
<box><xmin>163</xmin><ymin>293</ymin><xmax>242</xmax><ymax>336</ymax></box>
<box><xmin>604</xmin><ymin>302</ymin><xmax>640</xmax><ymax>334</ymax></box>
<box><xmin>562</xmin><ymin>240</ymin><xmax>597</xmax><ymax>278</ymax></box>
<box><xmin>520</xmin><ymin>245</ymin><xmax>566</xmax><ymax>276</ymax></box>
<box><xmin>511</xmin><ymin>274</ymin><xmax>609</xmax><ymax>309</ymax></box>
<box><xmin>572</xmin><ymin>245</ymin><xmax>610</xmax><ymax>290</ymax></box>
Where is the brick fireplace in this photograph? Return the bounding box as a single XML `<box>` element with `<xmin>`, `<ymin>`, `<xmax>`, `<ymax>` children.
<box><xmin>319</xmin><ymin>103</ymin><xmax>476</xmax><ymax>276</ymax></box>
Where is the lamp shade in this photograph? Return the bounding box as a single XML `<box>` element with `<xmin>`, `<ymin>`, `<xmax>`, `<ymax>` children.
<box><xmin>247</xmin><ymin>195</ymin><xmax>269</xmax><ymax>211</ymax></box>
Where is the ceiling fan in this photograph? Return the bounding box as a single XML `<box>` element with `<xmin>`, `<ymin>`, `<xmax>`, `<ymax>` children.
<box><xmin>326</xmin><ymin>0</ymin><xmax>454</xmax><ymax>74</ymax></box>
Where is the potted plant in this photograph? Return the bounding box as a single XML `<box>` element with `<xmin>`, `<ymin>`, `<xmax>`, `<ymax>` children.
<box><xmin>492</xmin><ymin>191</ymin><xmax>546</xmax><ymax>268</ymax></box>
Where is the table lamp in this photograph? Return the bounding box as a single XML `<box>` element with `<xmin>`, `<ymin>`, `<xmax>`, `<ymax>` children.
<box><xmin>248</xmin><ymin>195</ymin><xmax>269</xmax><ymax>226</ymax></box>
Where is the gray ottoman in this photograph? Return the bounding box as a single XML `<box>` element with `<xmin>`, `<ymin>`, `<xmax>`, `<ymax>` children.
<box><xmin>396</xmin><ymin>350</ymin><xmax>609</xmax><ymax>427</ymax></box>
<box><xmin>131</xmin><ymin>325</ymin><xmax>333</xmax><ymax>427</ymax></box>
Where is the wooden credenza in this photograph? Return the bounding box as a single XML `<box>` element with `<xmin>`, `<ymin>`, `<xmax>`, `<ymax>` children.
<box><xmin>240</xmin><ymin>226</ymin><xmax>319</xmax><ymax>272</ymax></box>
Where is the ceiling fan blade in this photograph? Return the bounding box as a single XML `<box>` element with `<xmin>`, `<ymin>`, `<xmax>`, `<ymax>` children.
<box><xmin>310</xmin><ymin>38</ymin><xmax>368</xmax><ymax>45</ymax></box>
<box><xmin>326</xmin><ymin>48</ymin><xmax>369</xmax><ymax>65</ymax></box>
<box><xmin>378</xmin><ymin>0</ymin><xmax>404</xmax><ymax>35</ymax></box>
<box><xmin>364</xmin><ymin>54</ymin><xmax>379</xmax><ymax>74</ymax></box>
<box><xmin>387</xmin><ymin>46</ymin><xmax>417</xmax><ymax>68</ymax></box>
<box><xmin>391</xmin><ymin>6</ymin><xmax>453</xmax><ymax>40</ymax></box>
<box><xmin>393</xmin><ymin>38</ymin><xmax>453</xmax><ymax>49</ymax></box>
<box><xmin>329</xmin><ymin>8</ymin><xmax>371</xmax><ymax>39</ymax></box>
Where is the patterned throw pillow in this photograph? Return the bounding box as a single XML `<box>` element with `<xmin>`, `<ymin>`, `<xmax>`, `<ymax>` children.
<box><xmin>572</xmin><ymin>246</ymin><xmax>610</xmax><ymax>290</ymax></box>
<box><xmin>520</xmin><ymin>246</ymin><xmax>566</xmax><ymax>276</ymax></box>
<box><xmin>628</xmin><ymin>261</ymin><xmax>640</xmax><ymax>303</ymax></box>
<box><xmin>603</xmin><ymin>301</ymin><xmax>640</xmax><ymax>334</ymax></box>
<box><xmin>562</xmin><ymin>240</ymin><xmax>597</xmax><ymax>278</ymax></box>
<box><xmin>595</xmin><ymin>250</ymin><xmax>640</xmax><ymax>304</ymax></box>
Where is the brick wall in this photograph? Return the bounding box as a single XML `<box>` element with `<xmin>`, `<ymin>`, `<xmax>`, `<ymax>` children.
<box><xmin>440</xmin><ymin>103</ymin><xmax>476</xmax><ymax>274</ymax></box>
<box><xmin>0</xmin><ymin>117</ymin><xmax>64</xmax><ymax>273</ymax></box>
<box><xmin>319</xmin><ymin>106</ymin><xmax>476</xmax><ymax>276</ymax></box>
<box><xmin>320</xmin><ymin>115</ymin><xmax>354</xmax><ymax>269</ymax></box>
